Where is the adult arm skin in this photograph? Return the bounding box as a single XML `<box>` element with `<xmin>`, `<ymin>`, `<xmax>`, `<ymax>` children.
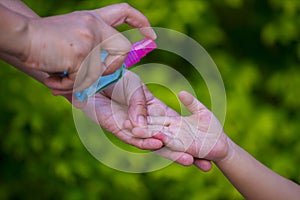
<box><xmin>0</xmin><ymin>0</ymin><xmax>47</xmax><ymax>82</ymax></box>
<box><xmin>142</xmin><ymin>91</ymin><xmax>300</xmax><ymax>200</ymax></box>
<box><xmin>0</xmin><ymin>1</ymin><xmax>159</xmax><ymax>126</ymax></box>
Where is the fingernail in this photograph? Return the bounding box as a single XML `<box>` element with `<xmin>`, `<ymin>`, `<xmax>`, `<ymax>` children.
<box><xmin>149</xmin><ymin>29</ymin><xmax>157</xmax><ymax>40</ymax></box>
<box><xmin>143</xmin><ymin>27</ymin><xmax>157</xmax><ymax>40</ymax></box>
<box><xmin>138</xmin><ymin>115</ymin><xmax>147</xmax><ymax>128</ymax></box>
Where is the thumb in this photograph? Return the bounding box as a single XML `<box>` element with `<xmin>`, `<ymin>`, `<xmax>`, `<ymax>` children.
<box><xmin>126</xmin><ymin>73</ymin><xmax>147</xmax><ymax>127</ymax></box>
<box><xmin>94</xmin><ymin>3</ymin><xmax>157</xmax><ymax>40</ymax></box>
<box><xmin>178</xmin><ymin>91</ymin><xmax>207</xmax><ymax>115</ymax></box>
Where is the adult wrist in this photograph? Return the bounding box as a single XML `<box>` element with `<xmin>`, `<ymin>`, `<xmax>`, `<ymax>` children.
<box><xmin>12</xmin><ymin>15</ymin><xmax>30</xmax><ymax>62</ymax></box>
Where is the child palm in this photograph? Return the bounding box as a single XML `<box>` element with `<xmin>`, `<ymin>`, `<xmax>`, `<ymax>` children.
<box><xmin>148</xmin><ymin>91</ymin><xmax>229</xmax><ymax>162</ymax></box>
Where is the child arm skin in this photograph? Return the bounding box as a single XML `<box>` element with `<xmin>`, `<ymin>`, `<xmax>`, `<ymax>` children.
<box><xmin>140</xmin><ymin>91</ymin><xmax>300</xmax><ymax>200</ymax></box>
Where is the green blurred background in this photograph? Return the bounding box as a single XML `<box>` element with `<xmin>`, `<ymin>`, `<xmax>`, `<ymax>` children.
<box><xmin>1</xmin><ymin>0</ymin><xmax>300</xmax><ymax>199</ymax></box>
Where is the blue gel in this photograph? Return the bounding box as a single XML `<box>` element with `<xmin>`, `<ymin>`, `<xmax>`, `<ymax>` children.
<box><xmin>61</xmin><ymin>71</ymin><xmax>68</xmax><ymax>76</ymax></box>
<box><xmin>74</xmin><ymin>51</ymin><xmax>125</xmax><ymax>102</ymax></box>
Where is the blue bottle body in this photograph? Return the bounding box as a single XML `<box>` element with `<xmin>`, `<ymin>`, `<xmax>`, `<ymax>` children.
<box><xmin>74</xmin><ymin>51</ymin><xmax>125</xmax><ymax>102</ymax></box>
<box><xmin>72</xmin><ymin>39</ymin><xmax>156</xmax><ymax>102</ymax></box>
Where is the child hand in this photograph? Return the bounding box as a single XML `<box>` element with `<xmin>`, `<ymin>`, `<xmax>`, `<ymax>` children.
<box><xmin>147</xmin><ymin>91</ymin><xmax>229</xmax><ymax>162</ymax></box>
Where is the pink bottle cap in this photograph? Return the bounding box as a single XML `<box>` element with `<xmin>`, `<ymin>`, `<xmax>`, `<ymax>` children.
<box><xmin>124</xmin><ymin>38</ymin><xmax>157</xmax><ymax>68</ymax></box>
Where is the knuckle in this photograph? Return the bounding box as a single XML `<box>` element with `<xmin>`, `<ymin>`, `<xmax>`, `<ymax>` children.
<box><xmin>139</xmin><ymin>140</ymin><xmax>148</xmax><ymax>150</ymax></box>
<box><xmin>115</xmin><ymin>37</ymin><xmax>131</xmax><ymax>53</ymax></box>
<box><xmin>119</xmin><ymin>3</ymin><xmax>131</xmax><ymax>10</ymax></box>
<box><xmin>80</xmin><ymin>12</ymin><xmax>97</xmax><ymax>23</ymax></box>
<box><xmin>77</xmin><ymin>13</ymin><xmax>102</xmax><ymax>41</ymax></box>
<box><xmin>72</xmin><ymin>44</ymin><xmax>89</xmax><ymax>61</ymax></box>
<box><xmin>130</xmin><ymin>97</ymin><xmax>144</xmax><ymax>107</ymax></box>
<box><xmin>118</xmin><ymin>3</ymin><xmax>134</xmax><ymax>17</ymax></box>
<box><xmin>82</xmin><ymin>73</ymin><xmax>98</xmax><ymax>85</ymax></box>
<box><xmin>124</xmin><ymin>40</ymin><xmax>132</xmax><ymax>52</ymax></box>
<box><xmin>79</xmin><ymin>27</ymin><xmax>95</xmax><ymax>41</ymax></box>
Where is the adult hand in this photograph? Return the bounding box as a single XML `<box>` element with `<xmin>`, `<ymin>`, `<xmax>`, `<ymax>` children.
<box><xmin>74</xmin><ymin>71</ymin><xmax>194</xmax><ymax>165</ymax></box>
<box><xmin>78</xmin><ymin>70</ymin><xmax>159</xmax><ymax>149</ymax></box>
<box><xmin>23</xmin><ymin>3</ymin><xmax>156</xmax><ymax>95</ymax></box>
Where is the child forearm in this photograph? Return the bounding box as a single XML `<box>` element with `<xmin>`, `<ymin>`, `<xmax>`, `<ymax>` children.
<box><xmin>215</xmin><ymin>139</ymin><xmax>300</xmax><ymax>200</ymax></box>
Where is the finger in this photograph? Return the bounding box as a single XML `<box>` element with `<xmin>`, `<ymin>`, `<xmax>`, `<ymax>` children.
<box><xmin>178</xmin><ymin>91</ymin><xmax>207</xmax><ymax>115</ymax></box>
<box><xmin>142</xmin><ymin>84</ymin><xmax>180</xmax><ymax>117</ymax></box>
<box><xmin>44</xmin><ymin>75</ymin><xmax>74</xmax><ymax>92</ymax></box>
<box><xmin>147</xmin><ymin>104</ymin><xmax>169</xmax><ymax>117</ymax></box>
<box><xmin>114</xmin><ymin>130</ymin><xmax>163</xmax><ymax>150</ymax></box>
<box><xmin>74</xmin><ymin>44</ymin><xmax>103</xmax><ymax>92</ymax></box>
<box><xmin>100</xmin><ymin>29</ymin><xmax>131</xmax><ymax>75</ymax></box>
<box><xmin>147</xmin><ymin>116</ymin><xmax>173</xmax><ymax>126</ymax></box>
<box><xmin>128</xmin><ymin>84</ymin><xmax>147</xmax><ymax>128</ymax></box>
<box><xmin>134</xmin><ymin>138</ymin><xmax>163</xmax><ymax>150</ymax></box>
<box><xmin>123</xmin><ymin>119</ymin><xmax>133</xmax><ymax>130</ymax></box>
<box><xmin>108</xmin><ymin>71</ymin><xmax>147</xmax><ymax>127</ymax></box>
<box><xmin>79</xmin><ymin>45</ymin><xmax>103</xmax><ymax>89</ymax></box>
<box><xmin>152</xmin><ymin>131</ymin><xmax>187</xmax><ymax>152</ymax></box>
<box><xmin>194</xmin><ymin>159</ymin><xmax>213</xmax><ymax>172</ymax></box>
<box><xmin>131</xmin><ymin>126</ymin><xmax>173</xmax><ymax>139</ymax></box>
<box><xmin>102</xmin><ymin>54</ymin><xmax>127</xmax><ymax>75</ymax></box>
<box><xmin>101</xmin><ymin>30</ymin><xmax>131</xmax><ymax>55</ymax></box>
<box><xmin>131</xmin><ymin>127</ymin><xmax>159</xmax><ymax>138</ymax></box>
<box><xmin>155</xmin><ymin>147</ymin><xmax>194</xmax><ymax>166</ymax></box>
<box><xmin>95</xmin><ymin>3</ymin><xmax>157</xmax><ymax>40</ymax></box>
<box><xmin>144</xmin><ymin>125</ymin><xmax>165</xmax><ymax>133</ymax></box>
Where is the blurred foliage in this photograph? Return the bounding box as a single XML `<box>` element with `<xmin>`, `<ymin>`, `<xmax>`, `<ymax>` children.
<box><xmin>1</xmin><ymin>0</ymin><xmax>300</xmax><ymax>199</ymax></box>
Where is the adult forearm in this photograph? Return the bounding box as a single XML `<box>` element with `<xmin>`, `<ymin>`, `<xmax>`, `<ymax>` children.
<box><xmin>0</xmin><ymin>1</ymin><xmax>46</xmax><ymax>83</ymax></box>
<box><xmin>0</xmin><ymin>3</ymin><xmax>29</xmax><ymax>61</ymax></box>
<box><xmin>0</xmin><ymin>0</ymin><xmax>39</xmax><ymax>18</ymax></box>
<box><xmin>215</xmin><ymin>139</ymin><xmax>300</xmax><ymax>200</ymax></box>
<box><xmin>0</xmin><ymin>52</ymin><xmax>48</xmax><ymax>83</ymax></box>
